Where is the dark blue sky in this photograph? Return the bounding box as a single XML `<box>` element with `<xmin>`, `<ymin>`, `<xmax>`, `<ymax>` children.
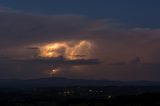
<box><xmin>0</xmin><ymin>0</ymin><xmax>160</xmax><ymax>28</ymax></box>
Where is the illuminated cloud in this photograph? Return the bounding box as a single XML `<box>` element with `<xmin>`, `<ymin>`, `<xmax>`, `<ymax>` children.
<box><xmin>38</xmin><ymin>40</ymin><xmax>92</xmax><ymax>60</ymax></box>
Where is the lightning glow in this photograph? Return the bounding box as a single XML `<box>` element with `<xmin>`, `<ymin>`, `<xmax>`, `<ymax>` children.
<box><xmin>39</xmin><ymin>40</ymin><xmax>92</xmax><ymax>60</ymax></box>
<box><xmin>49</xmin><ymin>69</ymin><xmax>59</xmax><ymax>77</ymax></box>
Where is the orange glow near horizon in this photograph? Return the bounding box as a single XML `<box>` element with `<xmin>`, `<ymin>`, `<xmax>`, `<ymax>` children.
<box><xmin>39</xmin><ymin>40</ymin><xmax>92</xmax><ymax>60</ymax></box>
<box><xmin>49</xmin><ymin>69</ymin><xmax>59</xmax><ymax>77</ymax></box>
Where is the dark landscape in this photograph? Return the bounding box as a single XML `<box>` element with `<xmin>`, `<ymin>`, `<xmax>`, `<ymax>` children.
<box><xmin>0</xmin><ymin>77</ymin><xmax>160</xmax><ymax>106</ymax></box>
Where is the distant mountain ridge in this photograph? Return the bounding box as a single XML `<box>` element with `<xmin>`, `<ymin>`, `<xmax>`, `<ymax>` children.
<box><xmin>0</xmin><ymin>77</ymin><xmax>160</xmax><ymax>88</ymax></box>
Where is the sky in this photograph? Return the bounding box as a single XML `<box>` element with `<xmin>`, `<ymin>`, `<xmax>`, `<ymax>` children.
<box><xmin>0</xmin><ymin>0</ymin><xmax>160</xmax><ymax>80</ymax></box>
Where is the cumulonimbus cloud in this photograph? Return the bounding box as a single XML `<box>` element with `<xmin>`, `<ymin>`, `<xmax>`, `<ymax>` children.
<box><xmin>0</xmin><ymin>8</ymin><xmax>160</xmax><ymax>80</ymax></box>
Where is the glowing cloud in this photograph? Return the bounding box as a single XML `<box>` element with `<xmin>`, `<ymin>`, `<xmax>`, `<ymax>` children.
<box><xmin>39</xmin><ymin>40</ymin><xmax>92</xmax><ymax>60</ymax></box>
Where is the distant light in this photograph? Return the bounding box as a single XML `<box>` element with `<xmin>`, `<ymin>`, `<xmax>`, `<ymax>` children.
<box><xmin>100</xmin><ymin>90</ymin><xmax>103</xmax><ymax>93</ymax></box>
<box><xmin>89</xmin><ymin>89</ymin><xmax>93</xmax><ymax>92</ymax></box>
<box><xmin>108</xmin><ymin>95</ymin><xmax>112</xmax><ymax>99</ymax></box>
<box><xmin>63</xmin><ymin>90</ymin><xmax>73</xmax><ymax>96</ymax></box>
<box><xmin>52</xmin><ymin>69</ymin><xmax>56</xmax><ymax>73</ymax></box>
<box><xmin>50</xmin><ymin>69</ymin><xmax>58</xmax><ymax>77</ymax></box>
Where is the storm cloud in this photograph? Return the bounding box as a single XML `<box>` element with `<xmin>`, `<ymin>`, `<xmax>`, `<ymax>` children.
<box><xmin>0</xmin><ymin>8</ymin><xmax>160</xmax><ymax>80</ymax></box>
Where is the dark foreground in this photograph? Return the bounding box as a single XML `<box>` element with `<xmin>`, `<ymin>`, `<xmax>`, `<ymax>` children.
<box><xmin>0</xmin><ymin>86</ymin><xmax>160</xmax><ymax>106</ymax></box>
